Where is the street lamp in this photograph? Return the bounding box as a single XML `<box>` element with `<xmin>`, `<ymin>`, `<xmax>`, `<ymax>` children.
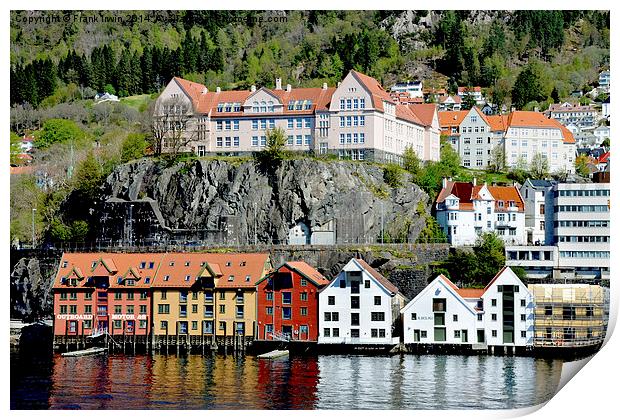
<box><xmin>31</xmin><ymin>208</ymin><xmax>36</xmax><ymax>249</ymax></box>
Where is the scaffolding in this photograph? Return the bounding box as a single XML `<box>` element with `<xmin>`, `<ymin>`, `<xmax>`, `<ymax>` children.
<box><xmin>529</xmin><ymin>284</ymin><xmax>609</xmax><ymax>348</ymax></box>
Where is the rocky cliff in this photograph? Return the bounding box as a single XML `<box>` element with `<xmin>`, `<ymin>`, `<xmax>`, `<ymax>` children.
<box><xmin>94</xmin><ymin>158</ymin><xmax>430</xmax><ymax>246</ymax></box>
<box><xmin>10</xmin><ymin>255</ymin><xmax>58</xmax><ymax>321</ymax></box>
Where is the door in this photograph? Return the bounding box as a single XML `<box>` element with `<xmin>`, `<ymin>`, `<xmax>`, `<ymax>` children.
<box><xmin>477</xmin><ymin>329</ymin><xmax>485</xmax><ymax>343</ymax></box>
<box><xmin>97</xmin><ymin>320</ymin><xmax>108</xmax><ymax>334</ymax></box>
<box><xmin>413</xmin><ymin>330</ymin><xmax>420</xmax><ymax>342</ymax></box>
<box><xmin>282</xmin><ymin>325</ymin><xmax>293</xmax><ymax>339</ymax></box>
<box><xmin>461</xmin><ymin>329</ymin><xmax>468</xmax><ymax>343</ymax></box>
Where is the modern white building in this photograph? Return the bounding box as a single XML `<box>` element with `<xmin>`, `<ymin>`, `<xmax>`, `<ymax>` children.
<box><xmin>437</xmin><ymin>95</ymin><xmax>462</xmax><ymax>111</ymax></box>
<box><xmin>602</xmin><ymin>97</ymin><xmax>610</xmax><ymax>119</ymax></box>
<box><xmin>506</xmin><ymin>182</ymin><xmax>610</xmax><ymax>281</ymax></box>
<box><xmin>154</xmin><ymin>71</ymin><xmax>440</xmax><ymax>163</ymax></box>
<box><xmin>390</xmin><ymin>81</ymin><xmax>423</xmax><ymax>98</ymax></box>
<box><xmin>401</xmin><ymin>274</ymin><xmax>481</xmax><ymax>345</ymax></box>
<box><xmin>318</xmin><ymin>258</ymin><xmax>405</xmax><ymax>345</ymax></box>
<box><xmin>401</xmin><ymin>267</ymin><xmax>534</xmax><ymax>351</ymax></box>
<box><xmin>480</xmin><ymin>267</ymin><xmax>534</xmax><ymax>348</ymax></box>
<box><xmin>435</xmin><ymin>179</ymin><xmax>526</xmax><ymax>246</ymax></box>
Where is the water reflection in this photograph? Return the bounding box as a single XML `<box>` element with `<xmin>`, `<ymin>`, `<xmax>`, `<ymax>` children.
<box><xmin>11</xmin><ymin>353</ymin><xmax>563</xmax><ymax>410</ymax></box>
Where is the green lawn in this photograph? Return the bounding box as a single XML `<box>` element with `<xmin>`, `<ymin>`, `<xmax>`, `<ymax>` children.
<box><xmin>120</xmin><ymin>94</ymin><xmax>151</xmax><ymax>111</ymax></box>
<box><xmin>456</xmin><ymin>168</ymin><xmax>513</xmax><ymax>186</ymax></box>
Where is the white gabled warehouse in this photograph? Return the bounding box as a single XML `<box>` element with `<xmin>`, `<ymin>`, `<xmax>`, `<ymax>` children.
<box><xmin>401</xmin><ymin>274</ymin><xmax>481</xmax><ymax>345</ymax></box>
<box><xmin>318</xmin><ymin>258</ymin><xmax>405</xmax><ymax>345</ymax></box>
<box><xmin>481</xmin><ymin>267</ymin><xmax>534</xmax><ymax>349</ymax></box>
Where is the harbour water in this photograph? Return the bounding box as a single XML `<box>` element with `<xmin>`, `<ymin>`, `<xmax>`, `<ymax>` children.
<box><xmin>11</xmin><ymin>352</ymin><xmax>563</xmax><ymax>410</ymax></box>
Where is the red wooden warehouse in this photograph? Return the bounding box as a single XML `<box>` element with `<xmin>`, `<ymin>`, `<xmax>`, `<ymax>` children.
<box><xmin>52</xmin><ymin>253</ymin><xmax>160</xmax><ymax>350</ymax></box>
<box><xmin>255</xmin><ymin>261</ymin><xmax>329</xmax><ymax>342</ymax></box>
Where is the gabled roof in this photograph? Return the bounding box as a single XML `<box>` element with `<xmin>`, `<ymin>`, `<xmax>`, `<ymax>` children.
<box><xmin>483</xmin><ymin>266</ymin><xmax>510</xmax><ymax>292</ymax></box>
<box><xmin>354</xmin><ymin>259</ymin><xmax>399</xmax><ymax>294</ymax></box>
<box><xmin>438</xmin><ymin>110</ymin><xmax>468</xmax><ymax>128</ymax></box>
<box><xmin>436</xmin><ymin>181</ymin><xmax>524</xmax><ymax>212</ymax></box>
<box><xmin>486</xmin><ymin>114</ymin><xmax>508</xmax><ymax>132</ymax></box>
<box><xmin>439</xmin><ymin>95</ymin><xmax>462</xmax><ymax>104</ymax></box>
<box><xmin>408</xmin><ymin>104</ymin><xmax>437</xmax><ymax>126</ymax></box>
<box><xmin>528</xmin><ymin>179</ymin><xmax>555</xmax><ymax>188</ymax></box>
<box><xmin>599</xmin><ymin>151</ymin><xmax>610</xmax><ymax>163</ymax></box>
<box><xmin>350</xmin><ymin>70</ymin><xmax>394</xmax><ymax>112</ymax></box>
<box><xmin>400</xmin><ymin>273</ymin><xmax>478</xmax><ymax>315</ymax></box>
<box><xmin>258</xmin><ymin>261</ymin><xmax>329</xmax><ymax>287</ymax></box>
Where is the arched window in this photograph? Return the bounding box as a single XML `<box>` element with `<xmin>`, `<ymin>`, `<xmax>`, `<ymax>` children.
<box><xmin>268</xmin><ymin>101</ymin><xmax>274</xmax><ymax>112</ymax></box>
<box><xmin>260</xmin><ymin>101</ymin><xmax>267</xmax><ymax>113</ymax></box>
<box><xmin>252</xmin><ymin>101</ymin><xmax>259</xmax><ymax>113</ymax></box>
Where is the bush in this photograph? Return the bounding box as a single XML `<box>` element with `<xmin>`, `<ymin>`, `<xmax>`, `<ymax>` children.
<box><xmin>36</xmin><ymin>118</ymin><xmax>87</xmax><ymax>149</ymax></box>
<box><xmin>120</xmin><ymin>133</ymin><xmax>148</xmax><ymax>163</ymax></box>
<box><xmin>383</xmin><ymin>163</ymin><xmax>404</xmax><ymax>188</ymax></box>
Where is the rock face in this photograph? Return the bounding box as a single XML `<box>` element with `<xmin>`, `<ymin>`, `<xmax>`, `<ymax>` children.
<box><xmin>10</xmin><ymin>257</ymin><xmax>55</xmax><ymax>321</ymax></box>
<box><xmin>96</xmin><ymin>158</ymin><xmax>430</xmax><ymax>246</ymax></box>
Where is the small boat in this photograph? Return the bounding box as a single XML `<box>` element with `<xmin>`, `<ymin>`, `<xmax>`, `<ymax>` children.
<box><xmin>257</xmin><ymin>349</ymin><xmax>289</xmax><ymax>359</ymax></box>
<box><xmin>61</xmin><ymin>347</ymin><xmax>108</xmax><ymax>357</ymax></box>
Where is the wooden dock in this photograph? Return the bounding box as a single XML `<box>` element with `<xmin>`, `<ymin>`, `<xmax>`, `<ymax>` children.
<box><xmin>257</xmin><ymin>349</ymin><xmax>289</xmax><ymax>359</ymax></box>
<box><xmin>61</xmin><ymin>347</ymin><xmax>107</xmax><ymax>357</ymax></box>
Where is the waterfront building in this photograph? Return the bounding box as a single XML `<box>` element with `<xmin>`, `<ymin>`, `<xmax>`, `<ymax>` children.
<box><xmin>506</xmin><ymin>181</ymin><xmax>610</xmax><ymax>281</ymax></box>
<box><xmin>401</xmin><ymin>274</ymin><xmax>481</xmax><ymax>346</ymax></box>
<box><xmin>435</xmin><ymin>178</ymin><xmax>526</xmax><ymax>246</ymax></box>
<box><xmin>401</xmin><ymin>267</ymin><xmax>533</xmax><ymax>351</ymax></box>
<box><xmin>480</xmin><ymin>267</ymin><xmax>534</xmax><ymax>349</ymax></box>
<box><xmin>520</xmin><ymin>179</ymin><xmax>556</xmax><ymax>245</ymax></box>
<box><xmin>255</xmin><ymin>261</ymin><xmax>329</xmax><ymax>342</ymax></box>
<box><xmin>318</xmin><ymin>258</ymin><xmax>405</xmax><ymax>345</ymax></box>
<box><xmin>154</xmin><ymin>70</ymin><xmax>440</xmax><ymax>164</ymax></box>
<box><xmin>149</xmin><ymin>253</ymin><xmax>271</xmax><ymax>345</ymax></box>
<box><xmin>52</xmin><ymin>253</ymin><xmax>160</xmax><ymax>345</ymax></box>
<box><xmin>528</xmin><ymin>284</ymin><xmax>608</xmax><ymax>348</ymax></box>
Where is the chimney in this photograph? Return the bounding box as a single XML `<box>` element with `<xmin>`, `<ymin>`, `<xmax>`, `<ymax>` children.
<box><xmin>322</xmin><ymin>82</ymin><xmax>328</xmax><ymax>90</ymax></box>
<box><xmin>275</xmin><ymin>78</ymin><xmax>282</xmax><ymax>90</ymax></box>
<box><xmin>473</xmin><ymin>177</ymin><xmax>477</xmax><ymax>186</ymax></box>
<box><xmin>511</xmin><ymin>106</ymin><xmax>516</xmax><ymax>113</ymax></box>
<box><xmin>337</xmin><ymin>82</ymin><xmax>341</xmax><ymax>87</ymax></box>
<box><xmin>251</xmin><ymin>85</ymin><xmax>256</xmax><ymax>92</ymax></box>
<box><xmin>216</xmin><ymin>87</ymin><xmax>221</xmax><ymax>93</ymax></box>
<box><xmin>442</xmin><ymin>177</ymin><xmax>448</xmax><ymax>189</ymax></box>
<box><xmin>534</xmin><ymin>106</ymin><xmax>539</xmax><ymax>112</ymax></box>
<box><xmin>286</xmin><ymin>84</ymin><xmax>291</xmax><ymax>92</ymax></box>
<box><xmin>201</xmin><ymin>87</ymin><xmax>208</xmax><ymax>94</ymax></box>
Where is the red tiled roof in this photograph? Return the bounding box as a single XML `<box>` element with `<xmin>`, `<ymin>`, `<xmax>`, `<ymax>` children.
<box><xmin>351</xmin><ymin>70</ymin><xmax>394</xmax><ymax>112</ymax></box>
<box><xmin>396</xmin><ymin>104</ymin><xmax>423</xmax><ymax>125</ymax></box>
<box><xmin>283</xmin><ymin>261</ymin><xmax>330</xmax><ymax>286</ymax></box>
<box><xmin>436</xmin><ymin>181</ymin><xmax>524</xmax><ymax>212</ymax></box>
<box><xmin>486</xmin><ymin>114</ymin><xmax>508</xmax><ymax>132</ymax></box>
<box><xmin>354</xmin><ymin>259</ymin><xmax>399</xmax><ymax>294</ymax></box>
<box><xmin>599</xmin><ymin>151</ymin><xmax>610</xmax><ymax>163</ymax></box>
<box><xmin>458</xmin><ymin>86</ymin><xmax>481</xmax><ymax>93</ymax></box>
<box><xmin>458</xmin><ymin>288</ymin><xmax>485</xmax><ymax>298</ymax></box>
<box><xmin>487</xmin><ymin>186</ymin><xmax>525</xmax><ymax>212</ymax></box>
<box><xmin>408</xmin><ymin>104</ymin><xmax>437</xmax><ymax>126</ymax></box>
<box><xmin>439</xmin><ymin>95</ymin><xmax>462</xmax><ymax>104</ymax></box>
<box><xmin>9</xmin><ymin>166</ymin><xmax>34</xmax><ymax>175</ymax></box>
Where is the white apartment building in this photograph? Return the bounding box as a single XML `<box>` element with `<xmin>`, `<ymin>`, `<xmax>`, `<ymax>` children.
<box><xmin>318</xmin><ymin>258</ymin><xmax>405</xmax><ymax>345</ymax></box>
<box><xmin>435</xmin><ymin>179</ymin><xmax>526</xmax><ymax>246</ymax></box>
<box><xmin>506</xmin><ymin>182</ymin><xmax>610</xmax><ymax>280</ymax></box>
<box><xmin>390</xmin><ymin>81</ymin><xmax>423</xmax><ymax>98</ymax></box>
<box><xmin>154</xmin><ymin>71</ymin><xmax>440</xmax><ymax>163</ymax></box>
<box><xmin>503</xmin><ymin>111</ymin><xmax>576</xmax><ymax>174</ymax></box>
<box><xmin>546</xmin><ymin>103</ymin><xmax>597</xmax><ymax>129</ymax></box>
<box><xmin>599</xmin><ymin>70</ymin><xmax>610</xmax><ymax>92</ymax></box>
<box><xmin>401</xmin><ymin>267</ymin><xmax>533</xmax><ymax>351</ymax></box>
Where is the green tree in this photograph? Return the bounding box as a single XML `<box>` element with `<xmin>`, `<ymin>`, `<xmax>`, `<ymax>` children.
<box><xmin>120</xmin><ymin>133</ymin><xmax>148</xmax><ymax>163</ymax></box>
<box><xmin>574</xmin><ymin>154</ymin><xmax>591</xmax><ymax>177</ymax></box>
<box><xmin>256</xmin><ymin>127</ymin><xmax>288</xmax><ymax>166</ymax></box>
<box><xmin>10</xmin><ymin>131</ymin><xmax>22</xmax><ymax>165</ymax></box>
<box><xmin>601</xmin><ymin>138</ymin><xmax>610</xmax><ymax>148</ymax></box>
<box><xmin>473</xmin><ymin>231</ymin><xmax>506</xmax><ymax>282</ymax></box>
<box><xmin>403</xmin><ymin>145</ymin><xmax>421</xmax><ymax>181</ymax></box>
<box><xmin>73</xmin><ymin>151</ymin><xmax>103</xmax><ymax>201</ymax></box>
<box><xmin>511</xmin><ymin>65</ymin><xmax>544</xmax><ymax>110</ymax></box>
<box><xmin>462</xmin><ymin>94</ymin><xmax>477</xmax><ymax>110</ymax></box>
<box><xmin>416</xmin><ymin>202</ymin><xmax>447</xmax><ymax>243</ymax></box>
<box><xmin>529</xmin><ymin>152</ymin><xmax>549</xmax><ymax>179</ymax></box>
<box><xmin>383</xmin><ymin>163</ymin><xmax>404</xmax><ymax>188</ymax></box>
<box><xmin>551</xmin><ymin>86</ymin><xmax>560</xmax><ymax>103</ymax></box>
<box><xmin>488</xmin><ymin>144</ymin><xmax>506</xmax><ymax>173</ymax></box>
<box><xmin>36</xmin><ymin>119</ymin><xmax>86</xmax><ymax>149</ymax></box>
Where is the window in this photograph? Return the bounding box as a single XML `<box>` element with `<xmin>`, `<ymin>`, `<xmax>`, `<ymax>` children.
<box><xmin>432</xmin><ymin>298</ymin><xmax>446</xmax><ymax>312</ymax></box>
<box><xmin>520</xmin><ymin>299</ymin><xmax>526</xmax><ymax>307</ymax></box>
<box><xmin>328</xmin><ymin>296</ymin><xmax>335</xmax><ymax>305</ymax></box>
<box><xmin>324</xmin><ymin>328</ymin><xmax>331</xmax><ymax>337</ymax></box>
<box><xmin>411</xmin><ymin>313</ymin><xmax>417</xmax><ymax>320</ymax></box>
<box><xmin>351</xmin><ymin>296</ymin><xmax>360</xmax><ymax>309</ymax></box>
<box><xmin>351</xmin><ymin>313</ymin><xmax>360</xmax><ymax>326</ymax></box>
<box><xmin>492</xmin><ymin>330</ymin><xmax>497</xmax><ymax>337</ymax></box>
<box><xmin>351</xmin><ymin>329</ymin><xmax>360</xmax><ymax>338</ymax></box>
<box><xmin>300</xmin><ymin>292</ymin><xmax>308</xmax><ymax>301</ymax></box>
<box><xmin>115</xmin><ymin>292</ymin><xmax>122</xmax><ymax>300</ymax></box>
<box><xmin>219</xmin><ymin>291</ymin><xmax>225</xmax><ymax>299</ymax></box>
<box><xmin>59</xmin><ymin>305</ymin><xmax>67</xmax><ymax>314</ymax></box>
<box><xmin>374</xmin><ymin>296</ymin><xmax>381</xmax><ymax>305</ymax></box>
<box><xmin>84</xmin><ymin>305</ymin><xmax>92</xmax><ymax>314</ymax></box>
<box><xmin>266</xmin><ymin>292</ymin><xmax>273</xmax><ymax>301</ymax></box>
<box><xmin>453</xmin><ymin>314</ymin><xmax>458</xmax><ymax>322</ymax></box>
<box><xmin>491</xmin><ymin>299</ymin><xmax>497</xmax><ymax>307</ymax></box>
<box><xmin>160</xmin><ymin>321</ymin><xmax>168</xmax><ymax>331</ymax></box>
<box><xmin>371</xmin><ymin>312</ymin><xmax>385</xmax><ymax>322</ymax></box>
<box><xmin>332</xmin><ymin>328</ymin><xmax>340</xmax><ymax>337</ymax></box>
<box><xmin>491</xmin><ymin>313</ymin><xmax>497</xmax><ymax>321</ymax></box>
<box><xmin>339</xmin><ymin>279</ymin><xmax>346</xmax><ymax>288</ymax></box>
<box><xmin>282</xmin><ymin>292</ymin><xmax>292</xmax><ymax>305</ymax></box>
<box><xmin>219</xmin><ymin>322</ymin><xmax>226</xmax><ymax>331</ymax></box>
<box><xmin>477</xmin><ymin>313</ymin><xmax>483</xmax><ymax>321</ymax></box>
<box><xmin>85</xmin><ymin>292</ymin><xmax>92</xmax><ymax>300</ymax></box>
<box><xmin>204</xmin><ymin>305</ymin><xmax>214</xmax><ymax>317</ymax></box>
<box><xmin>69</xmin><ymin>305</ymin><xmax>78</xmax><ymax>314</ymax></box>
<box><xmin>114</xmin><ymin>305</ymin><xmax>122</xmax><ymax>314</ymax></box>
<box><xmin>282</xmin><ymin>307</ymin><xmax>292</xmax><ymax>320</ymax></box>
<box><xmin>324</xmin><ymin>312</ymin><xmax>332</xmax><ymax>321</ymax></box>
<box><xmin>300</xmin><ymin>307</ymin><xmax>308</xmax><ymax>316</ymax></box>
<box><xmin>127</xmin><ymin>305</ymin><xmax>134</xmax><ymax>314</ymax></box>
<box><xmin>219</xmin><ymin>305</ymin><xmax>226</xmax><ymax>314</ymax></box>
<box><xmin>236</xmin><ymin>305</ymin><xmax>244</xmax><ymax>319</ymax></box>
<box><xmin>454</xmin><ymin>330</ymin><xmax>461</xmax><ymax>338</ymax></box>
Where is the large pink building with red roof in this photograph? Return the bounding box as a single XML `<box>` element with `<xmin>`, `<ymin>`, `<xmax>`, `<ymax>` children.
<box><xmin>154</xmin><ymin>70</ymin><xmax>440</xmax><ymax>163</ymax></box>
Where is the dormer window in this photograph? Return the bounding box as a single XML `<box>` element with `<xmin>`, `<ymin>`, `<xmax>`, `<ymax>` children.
<box><xmin>217</xmin><ymin>103</ymin><xmax>224</xmax><ymax>112</ymax></box>
<box><xmin>140</xmin><ymin>262</ymin><xmax>146</xmax><ymax>269</ymax></box>
<box><xmin>509</xmin><ymin>200</ymin><xmax>515</xmax><ymax>207</ymax></box>
<box><xmin>185</xmin><ymin>261</ymin><xmax>190</xmax><ymax>267</ymax></box>
<box><xmin>92</xmin><ymin>261</ymin><xmax>97</xmax><ymax>268</ymax></box>
<box><xmin>288</xmin><ymin>101</ymin><xmax>295</xmax><ymax>110</ymax></box>
<box><xmin>228</xmin><ymin>275</ymin><xmax>234</xmax><ymax>282</ymax></box>
<box><xmin>253</xmin><ymin>101</ymin><xmax>259</xmax><ymax>112</ymax></box>
<box><xmin>233</xmin><ymin>103</ymin><xmax>241</xmax><ymax>112</ymax></box>
<box><xmin>126</xmin><ymin>279</ymin><xmax>135</xmax><ymax>286</ymax></box>
<box><xmin>117</xmin><ymin>276</ymin><xmax>123</xmax><ymax>284</ymax></box>
<box><xmin>149</xmin><ymin>262</ymin><xmax>154</xmax><ymax>269</ymax></box>
<box><xmin>498</xmin><ymin>201</ymin><xmax>504</xmax><ymax>208</ymax></box>
<box><xmin>145</xmin><ymin>277</ymin><xmax>151</xmax><ymax>284</ymax></box>
<box><xmin>169</xmin><ymin>261</ymin><xmax>175</xmax><ymax>267</ymax></box>
<box><xmin>62</xmin><ymin>261</ymin><xmax>68</xmax><ymax>268</ymax></box>
<box><xmin>245</xmin><ymin>275</ymin><xmax>251</xmax><ymax>282</ymax></box>
<box><xmin>240</xmin><ymin>261</ymin><xmax>246</xmax><ymax>267</ymax></box>
<box><xmin>164</xmin><ymin>275</ymin><xmax>170</xmax><ymax>282</ymax></box>
<box><xmin>185</xmin><ymin>275</ymin><xmax>191</xmax><ymax>281</ymax></box>
<box><xmin>70</xmin><ymin>279</ymin><xmax>77</xmax><ymax>287</ymax></box>
<box><xmin>226</xmin><ymin>262</ymin><xmax>231</xmax><ymax>267</ymax></box>
<box><xmin>61</xmin><ymin>277</ymin><xmax>67</xmax><ymax>284</ymax></box>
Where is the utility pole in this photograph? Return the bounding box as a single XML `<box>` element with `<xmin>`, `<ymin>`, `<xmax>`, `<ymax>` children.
<box><xmin>253</xmin><ymin>203</ymin><xmax>257</xmax><ymax>246</ymax></box>
<box><xmin>128</xmin><ymin>204</ymin><xmax>134</xmax><ymax>247</ymax></box>
<box><xmin>31</xmin><ymin>208</ymin><xmax>36</xmax><ymax>249</ymax></box>
<box><xmin>381</xmin><ymin>201</ymin><xmax>384</xmax><ymax>244</ymax></box>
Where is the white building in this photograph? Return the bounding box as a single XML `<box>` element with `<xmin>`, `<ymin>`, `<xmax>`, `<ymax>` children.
<box><xmin>546</xmin><ymin>103</ymin><xmax>597</xmax><ymax>129</ymax></box>
<box><xmin>154</xmin><ymin>71</ymin><xmax>440</xmax><ymax>164</ymax></box>
<box><xmin>593</xmin><ymin>125</ymin><xmax>610</xmax><ymax>145</ymax></box>
<box><xmin>390</xmin><ymin>81</ymin><xmax>423</xmax><ymax>98</ymax></box>
<box><xmin>481</xmin><ymin>267</ymin><xmax>534</xmax><ymax>348</ymax></box>
<box><xmin>318</xmin><ymin>258</ymin><xmax>405</xmax><ymax>345</ymax></box>
<box><xmin>457</xmin><ymin>86</ymin><xmax>484</xmax><ymax>105</ymax></box>
<box><xmin>599</xmin><ymin>70</ymin><xmax>610</xmax><ymax>92</ymax></box>
<box><xmin>602</xmin><ymin>97</ymin><xmax>610</xmax><ymax>119</ymax></box>
<box><xmin>506</xmin><ymin>182</ymin><xmax>610</xmax><ymax>281</ymax></box>
<box><xmin>435</xmin><ymin>179</ymin><xmax>526</xmax><ymax>246</ymax></box>
<box><xmin>401</xmin><ymin>274</ymin><xmax>481</xmax><ymax>345</ymax></box>
<box><xmin>401</xmin><ymin>267</ymin><xmax>534</xmax><ymax>351</ymax></box>
<box><xmin>520</xmin><ymin>179</ymin><xmax>556</xmax><ymax>245</ymax></box>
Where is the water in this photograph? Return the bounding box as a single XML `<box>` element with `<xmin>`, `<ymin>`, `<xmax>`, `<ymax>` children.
<box><xmin>11</xmin><ymin>352</ymin><xmax>563</xmax><ymax>410</ymax></box>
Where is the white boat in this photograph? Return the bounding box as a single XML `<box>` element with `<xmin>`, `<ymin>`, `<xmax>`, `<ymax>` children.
<box><xmin>61</xmin><ymin>347</ymin><xmax>107</xmax><ymax>357</ymax></box>
<box><xmin>257</xmin><ymin>349</ymin><xmax>289</xmax><ymax>359</ymax></box>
